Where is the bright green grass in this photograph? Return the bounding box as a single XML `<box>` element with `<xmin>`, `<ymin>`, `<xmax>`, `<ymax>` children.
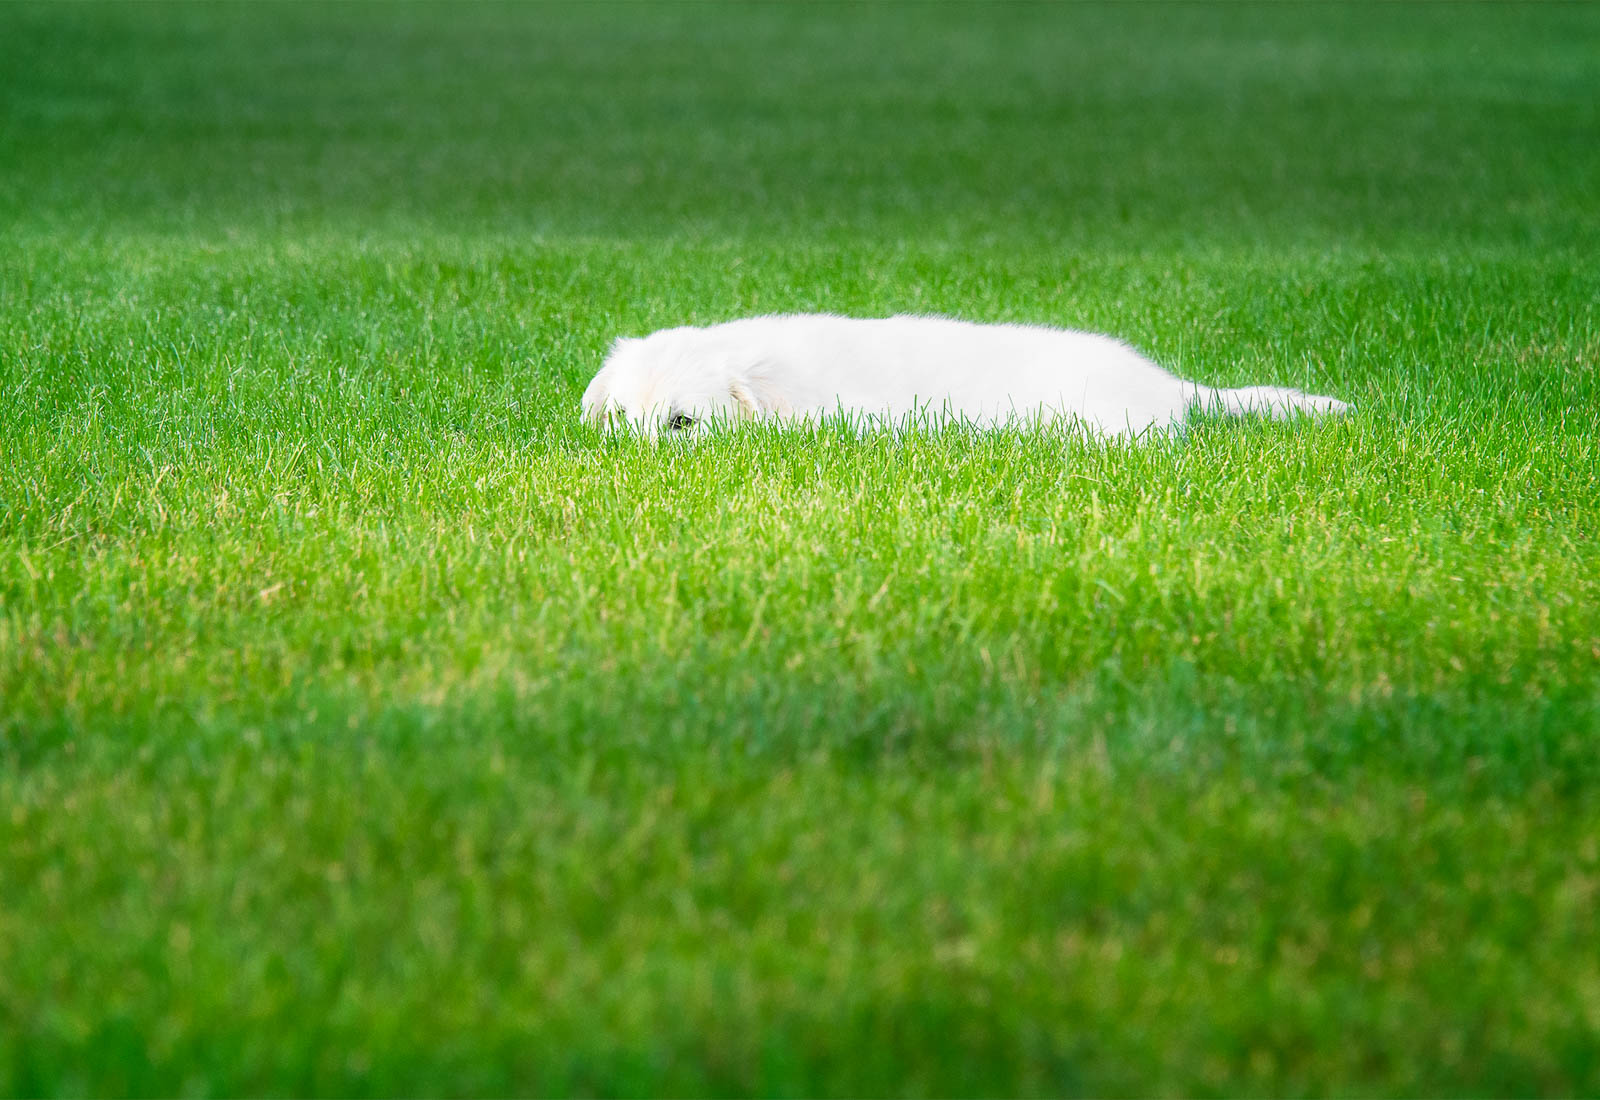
<box><xmin>3</xmin><ymin>2</ymin><xmax>1600</xmax><ymax>1095</ymax></box>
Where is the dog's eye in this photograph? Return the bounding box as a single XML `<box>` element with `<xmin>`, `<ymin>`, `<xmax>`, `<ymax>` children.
<box><xmin>667</xmin><ymin>412</ymin><xmax>696</xmax><ymax>431</ymax></box>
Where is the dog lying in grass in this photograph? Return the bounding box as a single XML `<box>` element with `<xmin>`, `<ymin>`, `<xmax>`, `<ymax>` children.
<box><xmin>581</xmin><ymin>314</ymin><xmax>1350</xmax><ymax>438</ymax></box>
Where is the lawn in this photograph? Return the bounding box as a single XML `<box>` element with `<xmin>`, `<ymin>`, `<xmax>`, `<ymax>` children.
<box><xmin>2</xmin><ymin>2</ymin><xmax>1599</xmax><ymax>1094</ymax></box>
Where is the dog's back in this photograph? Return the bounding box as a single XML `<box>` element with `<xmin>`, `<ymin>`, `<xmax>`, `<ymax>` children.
<box><xmin>700</xmin><ymin>314</ymin><xmax>1211</xmax><ymax>434</ymax></box>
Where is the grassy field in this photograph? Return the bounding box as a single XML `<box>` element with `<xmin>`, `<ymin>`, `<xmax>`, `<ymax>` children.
<box><xmin>3</xmin><ymin>2</ymin><xmax>1600</xmax><ymax>1094</ymax></box>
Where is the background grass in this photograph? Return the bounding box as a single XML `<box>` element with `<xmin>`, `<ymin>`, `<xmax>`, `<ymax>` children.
<box><xmin>3</xmin><ymin>2</ymin><xmax>1600</xmax><ymax>1094</ymax></box>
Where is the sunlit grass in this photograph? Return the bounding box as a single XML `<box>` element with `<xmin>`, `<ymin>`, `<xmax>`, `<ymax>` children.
<box><xmin>2</xmin><ymin>3</ymin><xmax>1599</xmax><ymax>1095</ymax></box>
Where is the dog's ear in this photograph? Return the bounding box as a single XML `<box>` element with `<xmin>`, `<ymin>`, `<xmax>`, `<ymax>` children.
<box><xmin>580</xmin><ymin>368</ymin><xmax>611</xmax><ymax>428</ymax></box>
<box><xmin>728</xmin><ymin>379</ymin><xmax>762</xmax><ymax>416</ymax></box>
<box><xmin>729</xmin><ymin>366</ymin><xmax>792</xmax><ymax>418</ymax></box>
<box><xmin>582</xmin><ymin>337</ymin><xmax>645</xmax><ymax>427</ymax></box>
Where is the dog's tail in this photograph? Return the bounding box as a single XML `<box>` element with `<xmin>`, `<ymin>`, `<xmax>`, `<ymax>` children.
<box><xmin>1197</xmin><ymin>384</ymin><xmax>1352</xmax><ymax>421</ymax></box>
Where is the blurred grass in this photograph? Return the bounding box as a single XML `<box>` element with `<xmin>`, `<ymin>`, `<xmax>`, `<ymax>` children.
<box><xmin>2</xmin><ymin>2</ymin><xmax>1599</xmax><ymax>1095</ymax></box>
<box><xmin>5</xmin><ymin>1</ymin><xmax>1598</xmax><ymax>246</ymax></box>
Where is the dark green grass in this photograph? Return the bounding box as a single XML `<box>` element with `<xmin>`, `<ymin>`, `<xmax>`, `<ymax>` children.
<box><xmin>3</xmin><ymin>3</ymin><xmax>1600</xmax><ymax>1095</ymax></box>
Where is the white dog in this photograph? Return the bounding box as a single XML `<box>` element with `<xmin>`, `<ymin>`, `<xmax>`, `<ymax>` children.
<box><xmin>581</xmin><ymin>314</ymin><xmax>1350</xmax><ymax>438</ymax></box>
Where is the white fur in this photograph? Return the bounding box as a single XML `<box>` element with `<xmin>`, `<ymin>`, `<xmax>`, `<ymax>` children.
<box><xmin>581</xmin><ymin>314</ymin><xmax>1350</xmax><ymax>439</ymax></box>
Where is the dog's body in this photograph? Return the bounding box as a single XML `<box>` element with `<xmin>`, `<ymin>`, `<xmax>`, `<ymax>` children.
<box><xmin>582</xmin><ymin>314</ymin><xmax>1350</xmax><ymax>438</ymax></box>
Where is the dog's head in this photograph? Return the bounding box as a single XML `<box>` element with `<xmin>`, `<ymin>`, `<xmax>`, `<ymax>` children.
<box><xmin>580</xmin><ymin>327</ymin><xmax>791</xmax><ymax>438</ymax></box>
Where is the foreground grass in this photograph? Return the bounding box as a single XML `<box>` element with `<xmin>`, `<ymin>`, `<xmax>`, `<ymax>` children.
<box><xmin>3</xmin><ymin>3</ymin><xmax>1600</xmax><ymax>1095</ymax></box>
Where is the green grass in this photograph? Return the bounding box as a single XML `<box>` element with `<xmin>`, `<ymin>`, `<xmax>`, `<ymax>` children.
<box><xmin>3</xmin><ymin>2</ymin><xmax>1600</xmax><ymax>1094</ymax></box>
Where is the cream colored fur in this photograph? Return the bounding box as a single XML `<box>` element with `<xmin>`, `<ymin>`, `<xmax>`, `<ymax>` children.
<box><xmin>581</xmin><ymin>314</ymin><xmax>1350</xmax><ymax>438</ymax></box>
